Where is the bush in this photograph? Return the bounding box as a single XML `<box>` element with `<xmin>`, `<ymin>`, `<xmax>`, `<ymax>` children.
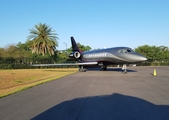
<box><xmin>0</xmin><ymin>64</ymin><xmax>31</xmax><ymax>69</ymax></box>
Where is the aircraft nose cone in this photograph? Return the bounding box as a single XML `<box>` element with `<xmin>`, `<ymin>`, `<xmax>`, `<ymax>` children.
<box><xmin>135</xmin><ymin>55</ymin><xmax>147</xmax><ymax>62</ymax></box>
<box><xmin>141</xmin><ymin>57</ymin><xmax>147</xmax><ymax>61</ymax></box>
<box><xmin>117</xmin><ymin>53</ymin><xmax>147</xmax><ymax>63</ymax></box>
<box><xmin>126</xmin><ymin>53</ymin><xmax>147</xmax><ymax>62</ymax></box>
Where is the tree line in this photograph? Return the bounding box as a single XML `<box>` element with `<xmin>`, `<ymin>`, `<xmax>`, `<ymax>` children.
<box><xmin>0</xmin><ymin>39</ymin><xmax>91</xmax><ymax>69</ymax></box>
<box><xmin>0</xmin><ymin>23</ymin><xmax>169</xmax><ymax>69</ymax></box>
<box><xmin>135</xmin><ymin>45</ymin><xmax>169</xmax><ymax>66</ymax></box>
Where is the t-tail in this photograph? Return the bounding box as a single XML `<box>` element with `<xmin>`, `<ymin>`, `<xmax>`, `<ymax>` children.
<box><xmin>69</xmin><ymin>37</ymin><xmax>82</xmax><ymax>60</ymax></box>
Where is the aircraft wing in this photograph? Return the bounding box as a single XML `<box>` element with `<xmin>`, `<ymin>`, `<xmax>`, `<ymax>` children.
<box><xmin>31</xmin><ymin>62</ymin><xmax>98</xmax><ymax>66</ymax></box>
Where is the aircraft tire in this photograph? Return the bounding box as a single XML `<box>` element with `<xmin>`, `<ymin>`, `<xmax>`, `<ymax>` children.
<box><xmin>101</xmin><ymin>66</ymin><xmax>107</xmax><ymax>71</ymax></box>
<box><xmin>122</xmin><ymin>70</ymin><xmax>127</xmax><ymax>74</ymax></box>
<box><xmin>79</xmin><ymin>69</ymin><xmax>86</xmax><ymax>72</ymax></box>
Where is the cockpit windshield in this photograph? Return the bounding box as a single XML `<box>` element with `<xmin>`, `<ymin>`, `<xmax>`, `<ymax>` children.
<box><xmin>119</xmin><ymin>48</ymin><xmax>134</xmax><ymax>53</ymax></box>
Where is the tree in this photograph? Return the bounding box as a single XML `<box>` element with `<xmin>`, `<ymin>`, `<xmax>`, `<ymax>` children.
<box><xmin>159</xmin><ymin>46</ymin><xmax>169</xmax><ymax>59</ymax></box>
<box><xmin>0</xmin><ymin>47</ymin><xmax>5</xmax><ymax>57</ymax></box>
<box><xmin>135</xmin><ymin>45</ymin><xmax>151</xmax><ymax>59</ymax></box>
<box><xmin>66</xmin><ymin>42</ymin><xmax>92</xmax><ymax>52</ymax></box>
<box><xmin>159</xmin><ymin>46</ymin><xmax>169</xmax><ymax>51</ymax></box>
<box><xmin>16</xmin><ymin>42</ymin><xmax>29</xmax><ymax>51</ymax></box>
<box><xmin>77</xmin><ymin>43</ymin><xmax>91</xmax><ymax>52</ymax></box>
<box><xmin>135</xmin><ymin>45</ymin><xmax>169</xmax><ymax>61</ymax></box>
<box><xmin>27</xmin><ymin>23</ymin><xmax>59</xmax><ymax>56</ymax></box>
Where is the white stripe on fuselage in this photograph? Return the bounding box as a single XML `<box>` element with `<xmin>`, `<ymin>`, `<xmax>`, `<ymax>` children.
<box><xmin>88</xmin><ymin>53</ymin><xmax>107</xmax><ymax>57</ymax></box>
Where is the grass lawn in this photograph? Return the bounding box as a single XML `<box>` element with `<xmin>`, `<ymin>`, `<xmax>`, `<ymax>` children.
<box><xmin>0</xmin><ymin>68</ymin><xmax>77</xmax><ymax>98</ymax></box>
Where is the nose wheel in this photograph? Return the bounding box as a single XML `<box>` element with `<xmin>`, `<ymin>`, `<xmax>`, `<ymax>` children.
<box><xmin>122</xmin><ymin>64</ymin><xmax>127</xmax><ymax>74</ymax></box>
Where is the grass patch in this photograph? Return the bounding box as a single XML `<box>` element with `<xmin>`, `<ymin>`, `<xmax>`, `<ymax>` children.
<box><xmin>0</xmin><ymin>68</ymin><xmax>77</xmax><ymax>98</ymax></box>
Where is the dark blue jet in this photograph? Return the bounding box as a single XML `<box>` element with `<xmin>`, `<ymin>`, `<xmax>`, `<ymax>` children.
<box><xmin>32</xmin><ymin>36</ymin><xmax>147</xmax><ymax>74</ymax></box>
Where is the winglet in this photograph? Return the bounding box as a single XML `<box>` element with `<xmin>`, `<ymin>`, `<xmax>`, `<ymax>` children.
<box><xmin>71</xmin><ymin>36</ymin><xmax>81</xmax><ymax>53</ymax></box>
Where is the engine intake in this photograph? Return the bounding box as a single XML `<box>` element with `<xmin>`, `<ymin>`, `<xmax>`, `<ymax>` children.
<box><xmin>69</xmin><ymin>51</ymin><xmax>81</xmax><ymax>59</ymax></box>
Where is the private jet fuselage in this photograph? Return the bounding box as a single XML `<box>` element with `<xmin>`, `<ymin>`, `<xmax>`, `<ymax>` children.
<box><xmin>80</xmin><ymin>47</ymin><xmax>147</xmax><ymax>65</ymax></box>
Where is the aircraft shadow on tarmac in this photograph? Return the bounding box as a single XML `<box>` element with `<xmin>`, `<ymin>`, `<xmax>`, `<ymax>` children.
<box><xmin>86</xmin><ymin>67</ymin><xmax>137</xmax><ymax>72</ymax></box>
<box><xmin>31</xmin><ymin>93</ymin><xmax>169</xmax><ymax>120</ymax></box>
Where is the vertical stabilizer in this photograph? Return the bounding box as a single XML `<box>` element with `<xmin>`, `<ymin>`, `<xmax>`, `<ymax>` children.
<box><xmin>69</xmin><ymin>36</ymin><xmax>82</xmax><ymax>60</ymax></box>
<box><xmin>71</xmin><ymin>37</ymin><xmax>81</xmax><ymax>53</ymax></box>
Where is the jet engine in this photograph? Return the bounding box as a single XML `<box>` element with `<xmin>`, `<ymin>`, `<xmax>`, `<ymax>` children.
<box><xmin>69</xmin><ymin>51</ymin><xmax>81</xmax><ymax>59</ymax></box>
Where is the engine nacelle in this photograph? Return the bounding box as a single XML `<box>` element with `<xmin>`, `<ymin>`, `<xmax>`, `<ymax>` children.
<box><xmin>69</xmin><ymin>51</ymin><xmax>81</xmax><ymax>59</ymax></box>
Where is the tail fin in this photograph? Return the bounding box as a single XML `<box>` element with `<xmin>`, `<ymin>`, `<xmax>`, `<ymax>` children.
<box><xmin>71</xmin><ymin>37</ymin><xmax>81</xmax><ymax>53</ymax></box>
<box><xmin>69</xmin><ymin>36</ymin><xmax>82</xmax><ymax>60</ymax></box>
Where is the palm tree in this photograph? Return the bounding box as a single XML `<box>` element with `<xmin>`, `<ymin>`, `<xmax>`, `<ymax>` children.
<box><xmin>27</xmin><ymin>23</ymin><xmax>59</xmax><ymax>56</ymax></box>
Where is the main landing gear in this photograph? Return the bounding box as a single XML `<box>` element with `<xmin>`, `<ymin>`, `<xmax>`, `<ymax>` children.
<box><xmin>78</xmin><ymin>64</ymin><xmax>128</xmax><ymax>74</ymax></box>
<box><xmin>122</xmin><ymin>64</ymin><xmax>127</xmax><ymax>74</ymax></box>
<box><xmin>101</xmin><ymin>66</ymin><xmax>107</xmax><ymax>71</ymax></box>
<box><xmin>79</xmin><ymin>65</ymin><xmax>86</xmax><ymax>72</ymax></box>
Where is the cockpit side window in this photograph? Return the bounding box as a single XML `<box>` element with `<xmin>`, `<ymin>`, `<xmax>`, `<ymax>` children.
<box><xmin>119</xmin><ymin>49</ymin><xmax>134</xmax><ymax>53</ymax></box>
<box><xmin>127</xmin><ymin>49</ymin><xmax>132</xmax><ymax>52</ymax></box>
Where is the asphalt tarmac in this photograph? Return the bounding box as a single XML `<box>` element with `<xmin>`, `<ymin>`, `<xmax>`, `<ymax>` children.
<box><xmin>0</xmin><ymin>66</ymin><xmax>169</xmax><ymax>120</ymax></box>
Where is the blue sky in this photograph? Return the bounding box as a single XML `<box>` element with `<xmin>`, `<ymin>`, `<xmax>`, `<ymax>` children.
<box><xmin>0</xmin><ymin>0</ymin><xmax>169</xmax><ymax>50</ymax></box>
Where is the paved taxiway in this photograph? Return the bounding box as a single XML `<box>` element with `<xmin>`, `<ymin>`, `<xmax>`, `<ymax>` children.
<box><xmin>0</xmin><ymin>66</ymin><xmax>169</xmax><ymax>120</ymax></box>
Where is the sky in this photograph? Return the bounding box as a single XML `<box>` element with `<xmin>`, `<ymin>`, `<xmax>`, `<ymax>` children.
<box><xmin>0</xmin><ymin>0</ymin><xmax>169</xmax><ymax>50</ymax></box>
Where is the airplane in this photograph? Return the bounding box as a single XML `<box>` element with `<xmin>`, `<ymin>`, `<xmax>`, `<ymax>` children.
<box><xmin>32</xmin><ymin>36</ymin><xmax>147</xmax><ymax>74</ymax></box>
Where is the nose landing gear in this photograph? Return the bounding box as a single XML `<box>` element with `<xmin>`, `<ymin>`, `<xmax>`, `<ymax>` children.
<box><xmin>122</xmin><ymin>64</ymin><xmax>127</xmax><ymax>74</ymax></box>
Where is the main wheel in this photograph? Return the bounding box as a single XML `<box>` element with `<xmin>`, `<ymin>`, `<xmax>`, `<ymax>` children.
<box><xmin>122</xmin><ymin>70</ymin><xmax>127</xmax><ymax>74</ymax></box>
<box><xmin>101</xmin><ymin>66</ymin><xmax>107</xmax><ymax>71</ymax></box>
